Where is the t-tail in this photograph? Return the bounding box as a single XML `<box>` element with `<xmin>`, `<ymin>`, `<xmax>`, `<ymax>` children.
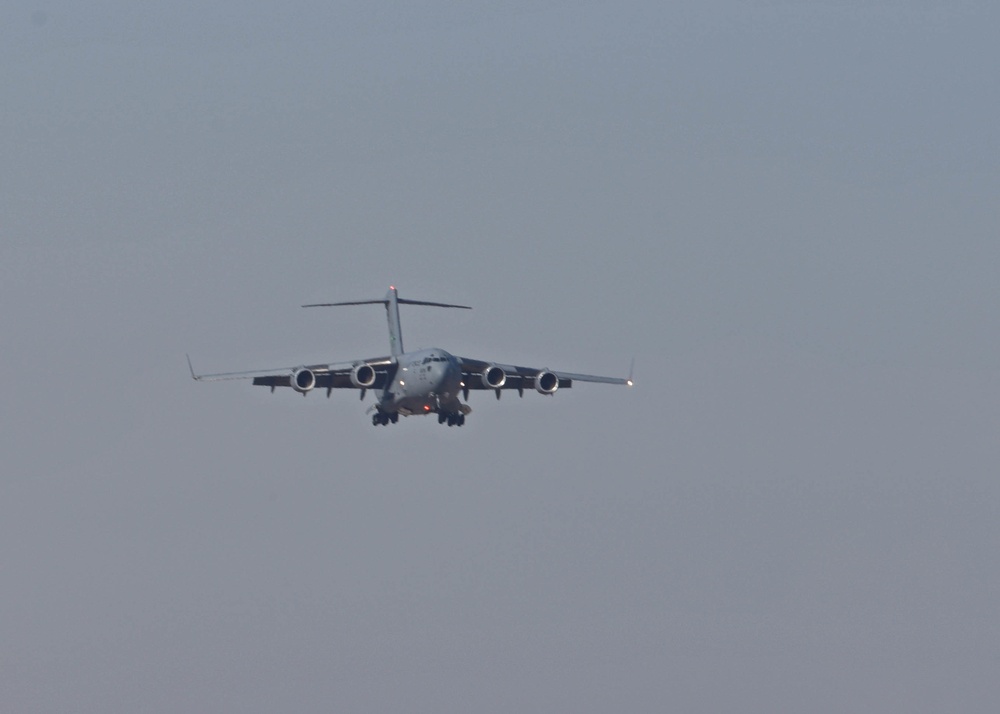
<box><xmin>302</xmin><ymin>286</ymin><xmax>471</xmax><ymax>357</ymax></box>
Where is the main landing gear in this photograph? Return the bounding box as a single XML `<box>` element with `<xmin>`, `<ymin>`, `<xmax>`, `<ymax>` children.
<box><xmin>437</xmin><ymin>411</ymin><xmax>465</xmax><ymax>427</ymax></box>
<box><xmin>370</xmin><ymin>409</ymin><xmax>466</xmax><ymax>427</ymax></box>
<box><xmin>371</xmin><ymin>411</ymin><xmax>398</xmax><ymax>426</ymax></box>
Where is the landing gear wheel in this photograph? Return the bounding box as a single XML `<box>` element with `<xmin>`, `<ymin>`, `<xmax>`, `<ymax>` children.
<box><xmin>457</xmin><ymin>414</ymin><xmax>465</xmax><ymax>426</ymax></box>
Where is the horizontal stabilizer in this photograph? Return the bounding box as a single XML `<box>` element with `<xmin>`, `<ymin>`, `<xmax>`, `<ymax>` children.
<box><xmin>302</xmin><ymin>299</ymin><xmax>386</xmax><ymax>307</ymax></box>
<box><xmin>397</xmin><ymin>298</ymin><xmax>471</xmax><ymax>309</ymax></box>
<box><xmin>302</xmin><ymin>286</ymin><xmax>470</xmax><ymax>356</ymax></box>
<box><xmin>302</xmin><ymin>298</ymin><xmax>470</xmax><ymax>309</ymax></box>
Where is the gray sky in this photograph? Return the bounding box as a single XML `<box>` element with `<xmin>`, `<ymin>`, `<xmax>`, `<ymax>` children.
<box><xmin>3</xmin><ymin>2</ymin><xmax>999</xmax><ymax>711</ymax></box>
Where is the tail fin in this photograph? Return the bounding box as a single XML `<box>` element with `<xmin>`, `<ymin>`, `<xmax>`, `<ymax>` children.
<box><xmin>303</xmin><ymin>286</ymin><xmax>471</xmax><ymax>357</ymax></box>
<box><xmin>385</xmin><ymin>287</ymin><xmax>404</xmax><ymax>356</ymax></box>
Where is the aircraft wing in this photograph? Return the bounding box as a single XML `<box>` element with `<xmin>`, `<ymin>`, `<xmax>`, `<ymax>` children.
<box><xmin>187</xmin><ymin>355</ymin><xmax>396</xmax><ymax>391</ymax></box>
<box><xmin>457</xmin><ymin>356</ymin><xmax>632</xmax><ymax>391</ymax></box>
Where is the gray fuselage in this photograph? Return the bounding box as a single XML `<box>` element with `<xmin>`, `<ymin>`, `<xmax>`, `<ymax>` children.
<box><xmin>381</xmin><ymin>348</ymin><xmax>464</xmax><ymax>416</ymax></box>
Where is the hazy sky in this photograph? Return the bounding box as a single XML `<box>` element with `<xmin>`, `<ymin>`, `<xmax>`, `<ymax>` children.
<box><xmin>3</xmin><ymin>2</ymin><xmax>999</xmax><ymax>711</ymax></box>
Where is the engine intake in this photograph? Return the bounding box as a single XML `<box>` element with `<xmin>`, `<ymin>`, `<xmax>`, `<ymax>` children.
<box><xmin>291</xmin><ymin>367</ymin><xmax>316</xmax><ymax>393</ymax></box>
<box><xmin>534</xmin><ymin>370</ymin><xmax>559</xmax><ymax>395</ymax></box>
<box><xmin>481</xmin><ymin>365</ymin><xmax>506</xmax><ymax>389</ymax></box>
<box><xmin>351</xmin><ymin>363</ymin><xmax>377</xmax><ymax>389</ymax></box>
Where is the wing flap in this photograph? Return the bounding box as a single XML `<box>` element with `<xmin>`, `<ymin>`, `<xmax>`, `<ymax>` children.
<box><xmin>457</xmin><ymin>356</ymin><xmax>630</xmax><ymax>390</ymax></box>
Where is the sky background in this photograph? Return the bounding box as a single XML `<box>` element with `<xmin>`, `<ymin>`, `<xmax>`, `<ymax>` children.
<box><xmin>3</xmin><ymin>1</ymin><xmax>999</xmax><ymax>711</ymax></box>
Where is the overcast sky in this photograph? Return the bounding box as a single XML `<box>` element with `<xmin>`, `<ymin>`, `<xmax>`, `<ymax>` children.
<box><xmin>3</xmin><ymin>2</ymin><xmax>999</xmax><ymax>711</ymax></box>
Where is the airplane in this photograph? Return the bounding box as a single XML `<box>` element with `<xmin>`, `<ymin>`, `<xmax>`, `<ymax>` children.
<box><xmin>188</xmin><ymin>286</ymin><xmax>632</xmax><ymax>427</ymax></box>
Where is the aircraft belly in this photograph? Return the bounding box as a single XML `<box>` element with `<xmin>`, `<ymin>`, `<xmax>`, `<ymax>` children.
<box><xmin>387</xmin><ymin>366</ymin><xmax>464</xmax><ymax>416</ymax></box>
<box><xmin>391</xmin><ymin>381</ymin><xmax>435</xmax><ymax>415</ymax></box>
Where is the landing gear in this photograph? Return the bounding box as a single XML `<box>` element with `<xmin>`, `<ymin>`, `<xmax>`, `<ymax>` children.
<box><xmin>439</xmin><ymin>411</ymin><xmax>465</xmax><ymax>427</ymax></box>
<box><xmin>371</xmin><ymin>411</ymin><xmax>398</xmax><ymax>426</ymax></box>
<box><xmin>373</xmin><ymin>407</ymin><xmax>465</xmax><ymax>427</ymax></box>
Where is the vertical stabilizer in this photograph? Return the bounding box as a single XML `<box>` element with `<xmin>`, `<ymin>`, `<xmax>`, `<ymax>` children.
<box><xmin>385</xmin><ymin>286</ymin><xmax>404</xmax><ymax>356</ymax></box>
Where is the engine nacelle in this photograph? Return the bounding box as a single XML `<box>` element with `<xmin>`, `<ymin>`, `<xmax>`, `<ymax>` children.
<box><xmin>290</xmin><ymin>367</ymin><xmax>316</xmax><ymax>393</ymax></box>
<box><xmin>481</xmin><ymin>364</ymin><xmax>506</xmax><ymax>389</ymax></box>
<box><xmin>534</xmin><ymin>370</ymin><xmax>559</xmax><ymax>395</ymax></box>
<box><xmin>350</xmin><ymin>363</ymin><xmax>377</xmax><ymax>389</ymax></box>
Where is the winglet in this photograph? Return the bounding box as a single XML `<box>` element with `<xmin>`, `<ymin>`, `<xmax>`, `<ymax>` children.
<box><xmin>627</xmin><ymin>357</ymin><xmax>635</xmax><ymax>387</ymax></box>
<box><xmin>187</xmin><ymin>354</ymin><xmax>201</xmax><ymax>381</ymax></box>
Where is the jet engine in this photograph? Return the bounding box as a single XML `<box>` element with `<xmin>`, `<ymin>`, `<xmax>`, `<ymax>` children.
<box><xmin>534</xmin><ymin>370</ymin><xmax>559</xmax><ymax>395</ymax></box>
<box><xmin>350</xmin><ymin>363</ymin><xmax>377</xmax><ymax>389</ymax></box>
<box><xmin>481</xmin><ymin>364</ymin><xmax>506</xmax><ymax>389</ymax></box>
<box><xmin>290</xmin><ymin>367</ymin><xmax>316</xmax><ymax>393</ymax></box>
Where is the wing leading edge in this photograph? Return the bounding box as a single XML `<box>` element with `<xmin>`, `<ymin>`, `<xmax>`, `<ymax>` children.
<box><xmin>187</xmin><ymin>354</ymin><xmax>395</xmax><ymax>392</ymax></box>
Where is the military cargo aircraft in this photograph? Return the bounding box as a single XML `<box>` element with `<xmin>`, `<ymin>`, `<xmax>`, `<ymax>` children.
<box><xmin>189</xmin><ymin>287</ymin><xmax>632</xmax><ymax>427</ymax></box>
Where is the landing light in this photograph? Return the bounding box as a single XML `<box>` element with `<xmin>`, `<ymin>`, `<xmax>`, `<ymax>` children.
<box><xmin>627</xmin><ymin>379</ymin><xmax>634</xmax><ymax>387</ymax></box>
